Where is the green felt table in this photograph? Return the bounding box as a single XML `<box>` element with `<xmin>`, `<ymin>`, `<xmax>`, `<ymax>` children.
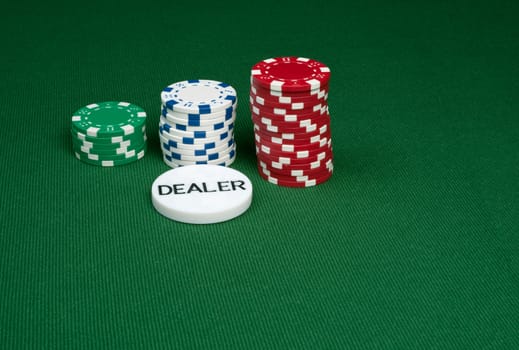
<box><xmin>1</xmin><ymin>0</ymin><xmax>518</xmax><ymax>348</ymax></box>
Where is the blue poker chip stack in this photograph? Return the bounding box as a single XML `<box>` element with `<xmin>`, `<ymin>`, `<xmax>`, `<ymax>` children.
<box><xmin>159</xmin><ymin>79</ymin><xmax>238</xmax><ymax>168</ymax></box>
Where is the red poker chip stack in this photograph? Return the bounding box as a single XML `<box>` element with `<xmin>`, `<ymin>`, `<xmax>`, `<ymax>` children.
<box><xmin>249</xmin><ymin>57</ymin><xmax>333</xmax><ymax>187</ymax></box>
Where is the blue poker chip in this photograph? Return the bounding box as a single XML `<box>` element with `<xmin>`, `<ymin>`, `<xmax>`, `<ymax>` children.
<box><xmin>163</xmin><ymin>141</ymin><xmax>234</xmax><ymax>155</ymax></box>
<box><xmin>161</xmin><ymin>108</ymin><xmax>235</xmax><ymax>127</ymax></box>
<box><xmin>165</xmin><ymin>146</ymin><xmax>235</xmax><ymax>161</ymax></box>
<box><xmin>161</xmin><ymin>105</ymin><xmax>235</xmax><ymax>124</ymax></box>
<box><xmin>159</xmin><ymin>115</ymin><xmax>234</xmax><ymax>132</ymax></box>
<box><xmin>159</xmin><ymin>120</ymin><xmax>234</xmax><ymax>138</ymax></box>
<box><xmin>161</xmin><ymin>80</ymin><xmax>237</xmax><ymax>114</ymax></box>
<box><xmin>160</xmin><ymin>136</ymin><xmax>234</xmax><ymax>153</ymax></box>
<box><xmin>162</xmin><ymin>152</ymin><xmax>236</xmax><ymax>168</ymax></box>
<box><xmin>159</xmin><ymin>124</ymin><xmax>234</xmax><ymax>141</ymax></box>
<box><xmin>159</xmin><ymin>126</ymin><xmax>233</xmax><ymax>145</ymax></box>
<box><xmin>163</xmin><ymin>146</ymin><xmax>236</xmax><ymax>165</ymax></box>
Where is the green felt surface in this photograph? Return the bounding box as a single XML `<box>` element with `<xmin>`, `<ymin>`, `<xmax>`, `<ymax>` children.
<box><xmin>1</xmin><ymin>0</ymin><xmax>518</xmax><ymax>348</ymax></box>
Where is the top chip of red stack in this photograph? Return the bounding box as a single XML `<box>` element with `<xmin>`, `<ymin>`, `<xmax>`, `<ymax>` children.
<box><xmin>251</xmin><ymin>57</ymin><xmax>331</xmax><ymax>92</ymax></box>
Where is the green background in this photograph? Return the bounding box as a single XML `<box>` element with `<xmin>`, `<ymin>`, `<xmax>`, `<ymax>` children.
<box><xmin>1</xmin><ymin>0</ymin><xmax>518</xmax><ymax>348</ymax></box>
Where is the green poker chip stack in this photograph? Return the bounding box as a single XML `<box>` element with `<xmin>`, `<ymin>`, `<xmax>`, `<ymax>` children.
<box><xmin>71</xmin><ymin>101</ymin><xmax>148</xmax><ymax>166</ymax></box>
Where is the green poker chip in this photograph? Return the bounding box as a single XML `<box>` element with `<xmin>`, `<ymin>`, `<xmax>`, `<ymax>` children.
<box><xmin>72</xmin><ymin>140</ymin><xmax>146</xmax><ymax>156</ymax></box>
<box><xmin>71</xmin><ymin>101</ymin><xmax>147</xmax><ymax>137</ymax></box>
<box><xmin>74</xmin><ymin>151</ymin><xmax>145</xmax><ymax>167</ymax></box>
<box><xmin>74</xmin><ymin>142</ymin><xmax>147</xmax><ymax>160</ymax></box>
<box><xmin>74</xmin><ymin>143</ymin><xmax>147</xmax><ymax>166</ymax></box>
<box><xmin>71</xmin><ymin>134</ymin><xmax>147</xmax><ymax>152</ymax></box>
<box><xmin>71</xmin><ymin>124</ymin><xmax>147</xmax><ymax>145</ymax></box>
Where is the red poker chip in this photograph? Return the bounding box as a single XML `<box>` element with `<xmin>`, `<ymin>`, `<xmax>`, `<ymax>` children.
<box><xmin>259</xmin><ymin>161</ymin><xmax>333</xmax><ymax>178</ymax></box>
<box><xmin>251</xmin><ymin>85</ymin><xmax>329</xmax><ymax>103</ymax></box>
<box><xmin>255</xmin><ymin>138</ymin><xmax>332</xmax><ymax>158</ymax></box>
<box><xmin>253</xmin><ymin>124</ymin><xmax>328</xmax><ymax>139</ymax></box>
<box><xmin>255</xmin><ymin>132</ymin><xmax>332</xmax><ymax>150</ymax></box>
<box><xmin>251</xmin><ymin>81</ymin><xmax>329</xmax><ymax>98</ymax></box>
<box><xmin>250</xmin><ymin>85</ymin><xmax>329</xmax><ymax>105</ymax></box>
<box><xmin>259</xmin><ymin>157</ymin><xmax>333</xmax><ymax>177</ymax></box>
<box><xmin>257</xmin><ymin>152</ymin><xmax>334</xmax><ymax>171</ymax></box>
<box><xmin>256</xmin><ymin>148</ymin><xmax>333</xmax><ymax>167</ymax></box>
<box><xmin>258</xmin><ymin>160</ymin><xmax>333</xmax><ymax>179</ymax></box>
<box><xmin>254</xmin><ymin>132</ymin><xmax>331</xmax><ymax>152</ymax></box>
<box><xmin>250</xmin><ymin>91</ymin><xmax>329</xmax><ymax>112</ymax></box>
<box><xmin>251</xmin><ymin>80</ymin><xmax>329</xmax><ymax>96</ymax></box>
<box><xmin>255</xmin><ymin>143</ymin><xmax>333</xmax><ymax>161</ymax></box>
<box><xmin>257</xmin><ymin>164</ymin><xmax>333</xmax><ymax>187</ymax></box>
<box><xmin>254</xmin><ymin>127</ymin><xmax>332</xmax><ymax>145</ymax></box>
<box><xmin>249</xmin><ymin>97</ymin><xmax>327</xmax><ymax>116</ymax></box>
<box><xmin>253</xmin><ymin>123</ymin><xmax>329</xmax><ymax>140</ymax></box>
<box><xmin>249</xmin><ymin>107</ymin><xmax>328</xmax><ymax>123</ymax></box>
<box><xmin>250</xmin><ymin>103</ymin><xmax>328</xmax><ymax>121</ymax></box>
<box><xmin>257</xmin><ymin>153</ymin><xmax>334</xmax><ymax>171</ymax></box>
<box><xmin>255</xmin><ymin>128</ymin><xmax>331</xmax><ymax>145</ymax></box>
<box><xmin>251</xmin><ymin>112</ymin><xmax>330</xmax><ymax>131</ymax></box>
<box><xmin>249</xmin><ymin>94</ymin><xmax>327</xmax><ymax>114</ymax></box>
<box><xmin>256</xmin><ymin>147</ymin><xmax>333</xmax><ymax>165</ymax></box>
<box><xmin>251</xmin><ymin>117</ymin><xmax>329</xmax><ymax>136</ymax></box>
<box><xmin>251</xmin><ymin>57</ymin><xmax>331</xmax><ymax>92</ymax></box>
<box><xmin>254</xmin><ymin>133</ymin><xmax>332</xmax><ymax>147</ymax></box>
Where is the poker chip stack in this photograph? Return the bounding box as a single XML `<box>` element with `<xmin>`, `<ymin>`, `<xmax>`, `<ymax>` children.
<box><xmin>159</xmin><ymin>79</ymin><xmax>238</xmax><ymax>168</ymax></box>
<box><xmin>71</xmin><ymin>101</ymin><xmax>147</xmax><ymax>166</ymax></box>
<box><xmin>250</xmin><ymin>57</ymin><xmax>333</xmax><ymax>187</ymax></box>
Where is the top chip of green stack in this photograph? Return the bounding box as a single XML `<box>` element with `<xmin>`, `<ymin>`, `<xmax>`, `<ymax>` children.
<box><xmin>71</xmin><ymin>101</ymin><xmax>147</xmax><ymax>137</ymax></box>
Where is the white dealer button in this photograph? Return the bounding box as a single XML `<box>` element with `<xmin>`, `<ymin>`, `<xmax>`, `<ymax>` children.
<box><xmin>151</xmin><ymin>165</ymin><xmax>253</xmax><ymax>224</ymax></box>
